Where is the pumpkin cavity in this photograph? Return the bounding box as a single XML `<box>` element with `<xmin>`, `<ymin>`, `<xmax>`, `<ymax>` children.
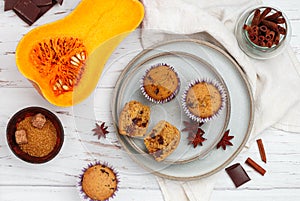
<box><xmin>30</xmin><ymin>37</ymin><xmax>87</xmax><ymax>96</ymax></box>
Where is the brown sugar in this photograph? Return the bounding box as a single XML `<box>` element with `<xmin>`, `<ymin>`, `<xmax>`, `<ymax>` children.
<box><xmin>17</xmin><ymin>115</ymin><xmax>57</xmax><ymax>157</ymax></box>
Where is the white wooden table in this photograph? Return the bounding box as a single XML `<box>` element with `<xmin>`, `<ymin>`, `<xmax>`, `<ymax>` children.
<box><xmin>0</xmin><ymin>0</ymin><xmax>299</xmax><ymax>200</ymax></box>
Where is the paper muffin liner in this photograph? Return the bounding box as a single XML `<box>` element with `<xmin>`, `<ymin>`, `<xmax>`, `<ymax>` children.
<box><xmin>77</xmin><ymin>161</ymin><xmax>119</xmax><ymax>201</ymax></box>
<box><xmin>182</xmin><ymin>78</ymin><xmax>227</xmax><ymax>123</ymax></box>
<box><xmin>140</xmin><ymin>63</ymin><xmax>180</xmax><ymax>104</ymax></box>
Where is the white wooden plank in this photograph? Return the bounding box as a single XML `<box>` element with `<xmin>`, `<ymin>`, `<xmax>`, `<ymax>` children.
<box><xmin>0</xmin><ymin>186</ymin><xmax>163</xmax><ymax>201</ymax></box>
<box><xmin>211</xmin><ymin>189</ymin><xmax>300</xmax><ymax>201</ymax></box>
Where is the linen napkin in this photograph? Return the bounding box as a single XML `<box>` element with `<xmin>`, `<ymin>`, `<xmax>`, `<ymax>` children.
<box><xmin>141</xmin><ymin>0</ymin><xmax>300</xmax><ymax>200</ymax></box>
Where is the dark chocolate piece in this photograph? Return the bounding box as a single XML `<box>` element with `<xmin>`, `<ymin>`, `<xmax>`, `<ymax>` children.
<box><xmin>32</xmin><ymin>0</ymin><xmax>53</xmax><ymax>6</ymax></box>
<box><xmin>225</xmin><ymin>163</ymin><xmax>251</xmax><ymax>188</ymax></box>
<box><xmin>55</xmin><ymin>0</ymin><xmax>63</xmax><ymax>5</ymax></box>
<box><xmin>37</xmin><ymin>1</ymin><xmax>56</xmax><ymax>19</ymax></box>
<box><xmin>13</xmin><ymin>0</ymin><xmax>41</xmax><ymax>25</ymax></box>
<box><xmin>4</xmin><ymin>0</ymin><xmax>20</xmax><ymax>11</ymax></box>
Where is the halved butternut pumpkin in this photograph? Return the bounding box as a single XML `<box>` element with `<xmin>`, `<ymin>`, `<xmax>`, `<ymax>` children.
<box><xmin>15</xmin><ymin>0</ymin><xmax>144</xmax><ymax>107</ymax></box>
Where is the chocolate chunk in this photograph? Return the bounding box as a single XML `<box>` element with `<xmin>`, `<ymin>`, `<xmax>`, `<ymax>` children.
<box><xmin>150</xmin><ymin>132</ymin><xmax>156</xmax><ymax>139</ymax></box>
<box><xmin>4</xmin><ymin>0</ymin><xmax>20</xmax><ymax>11</ymax></box>
<box><xmin>157</xmin><ymin>136</ymin><xmax>164</xmax><ymax>145</ymax></box>
<box><xmin>100</xmin><ymin>168</ymin><xmax>110</xmax><ymax>176</ymax></box>
<box><xmin>225</xmin><ymin>163</ymin><xmax>251</xmax><ymax>188</ymax></box>
<box><xmin>13</xmin><ymin>0</ymin><xmax>41</xmax><ymax>25</ymax></box>
<box><xmin>132</xmin><ymin>118</ymin><xmax>142</xmax><ymax>125</ymax></box>
<box><xmin>32</xmin><ymin>0</ymin><xmax>53</xmax><ymax>6</ymax></box>
<box><xmin>152</xmin><ymin>149</ymin><xmax>163</xmax><ymax>158</ymax></box>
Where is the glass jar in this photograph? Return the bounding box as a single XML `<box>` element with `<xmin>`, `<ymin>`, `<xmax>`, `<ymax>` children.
<box><xmin>235</xmin><ymin>6</ymin><xmax>291</xmax><ymax>59</ymax></box>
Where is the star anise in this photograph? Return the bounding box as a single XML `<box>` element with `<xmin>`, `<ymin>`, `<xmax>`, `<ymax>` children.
<box><xmin>92</xmin><ymin>122</ymin><xmax>109</xmax><ymax>139</ymax></box>
<box><xmin>182</xmin><ymin>121</ymin><xmax>204</xmax><ymax>135</ymax></box>
<box><xmin>188</xmin><ymin>129</ymin><xmax>207</xmax><ymax>148</ymax></box>
<box><xmin>217</xmin><ymin>129</ymin><xmax>234</xmax><ymax>150</ymax></box>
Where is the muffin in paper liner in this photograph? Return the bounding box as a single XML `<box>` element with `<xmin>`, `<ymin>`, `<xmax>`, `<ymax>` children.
<box><xmin>144</xmin><ymin>120</ymin><xmax>181</xmax><ymax>162</ymax></box>
<box><xmin>140</xmin><ymin>63</ymin><xmax>180</xmax><ymax>104</ymax></box>
<box><xmin>77</xmin><ymin>161</ymin><xmax>119</xmax><ymax>201</ymax></box>
<box><xmin>118</xmin><ymin>100</ymin><xmax>150</xmax><ymax>137</ymax></box>
<box><xmin>182</xmin><ymin>78</ymin><xmax>227</xmax><ymax>123</ymax></box>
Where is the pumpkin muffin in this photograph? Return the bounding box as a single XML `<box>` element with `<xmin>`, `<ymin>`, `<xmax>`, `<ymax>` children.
<box><xmin>182</xmin><ymin>79</ymin><xmax>226</xmax><ymax>122</ymax></box>
<box><xmin>118</xmin><ymin>100</ymin><xmax>150</xmax><ymax>137</ymax></box>
<box><xmin>78</xmin><ymin>162</ymin><xmax>119</xmax><ymax>201</ymax></box>
<box><xmin>144</xmin><ymin>120</ymin><xmax>180</xmax><ymax>162</ymax></box>
<box><xmin>141</xmin><ymin>63</ymin><xmax>180</xmax><ymax>103</ymax></box>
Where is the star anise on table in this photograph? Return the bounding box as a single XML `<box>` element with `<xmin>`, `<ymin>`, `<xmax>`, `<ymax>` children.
<box><xmin>92</xmin><ymin>122</ymin><xmax>109</xmax><ymax>139</ymax></box>
<box><xmin>217</xmin><ymin>129</ymin><xmax>234</xmax><ymax>150</ymax></box>
<box><xmin>188</xmin><ymin>130</ymin><xmax>207</xmax><ymax>148</ymax></box>
<box><xmin>182</xmin><ymin>120</ymin><xmax>206</xmax><ymax>148</ymax></box>
<box><xmin>182</xmin><ymin>121</ymin><xmax>204</xmax><ymax>135</ymax></box>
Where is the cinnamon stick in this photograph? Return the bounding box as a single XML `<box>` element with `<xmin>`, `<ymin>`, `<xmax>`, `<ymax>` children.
<box><xmin>265</xmin><ymin>30</ymin><xmax>275</xmax><ymax>41</ymax></box>
<box><xmin>266</xmin><ymin>40</ymin><xmax>273</xmax><ymax>48</ymax></box>
<box><xmin>278</xmin><ymin>25</ymin><xmax>287</xmax><ymax>35</ymax></box>
<box><xmin>243</xmin><ymin>24</ymin><xmax>251</xmax><ymax>32</ymax></box>
<box><xmin>258</xmin><ymin>7</ymin><xmax>272</xmax><ymax>24</ymax></box>
<box><xmin>258</xmin><ymin>35</ymin><xmax>265</xmax><ymax>42</ymax></box>
<box><xmin>249</xmin><ymin>34</ymin><xmax>258</xmax><ymax>44</ymax></box>
<box><xmin>256</xmin><ymin>139</ymin><xmax>267</xmax><ymax>163</ymax></box>
<box><xmin>274</xmin><ymin>31</ymin><xmax>280</xmax><ymax>45</ymax></box>
<box><xmin>261</xmin><ymin>20</ymin><xmax>279</xmax><ymax>31</ymax></box>
<box><xmin>258</xmin><ymin>40</ymin><xmax>266</xmax><ymax>47</ymax></box>
<box><xmin>275</xmin><ymin>17</ymin><xmax>286</xmax><ymax>24</ymax></box>
<box><xmin>251</xmin><ymin>9</ymin><xmax>261</xmax><ymax>26</ymax></box>
<box><xmin>245</xmin><ymin>157</ymin><xmax>266</xmax><ymax>176</ymax></box>
<box><xmin>259</xmin><ymin>25</ymin><xmax>268</xmax><ymax>33</ymax></box>
<box><xmin>251</xmin><ymin>25</ymin><xmax>259</xmax><ymax>35</ymax></box>
<box><xmin>264</xmin><ymin>11</ymin><xmax>282</xmax><ymax>21</ymax></box>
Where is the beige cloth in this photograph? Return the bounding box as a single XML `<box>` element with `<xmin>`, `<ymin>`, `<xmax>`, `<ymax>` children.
<box><xmin>141</xmin><ymin>0</ymin><xmax>300</xmax><ymax>200</ymax></box>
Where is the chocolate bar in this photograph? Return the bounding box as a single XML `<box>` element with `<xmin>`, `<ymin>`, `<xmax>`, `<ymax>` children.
<box><xmin>5</xmin><ymin>0</ymin><xmax>64</xmax><ymax>26</ymax></box>
<box><xmin>32</xmin><ymin>0</ymin><xmax>53</xmax><ymax>6</ymax></box>
<box><xmin>225</xmin><ymin>163</ymin><xmax>251</xmax><ymax>188</ymax></box>
<box><xmin>13</xmin><ymin>0</ymin><xmax>41</xmax><ymax>26</ymax></box>
<box><xmin>4</xmin><ymin>0</ymin><xmax>19</xmax><ymax>11</ymax></box>
<box><xmin>37</xmin><ymin>1</ymin><xmax>57</xmax><ymax>19</ymax></box>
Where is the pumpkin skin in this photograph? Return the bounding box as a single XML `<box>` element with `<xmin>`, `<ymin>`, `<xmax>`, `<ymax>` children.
<box><xmin>15</xmin><ymin>0</ymin><xmax>144</xmax><ymax>107</ymax></box>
